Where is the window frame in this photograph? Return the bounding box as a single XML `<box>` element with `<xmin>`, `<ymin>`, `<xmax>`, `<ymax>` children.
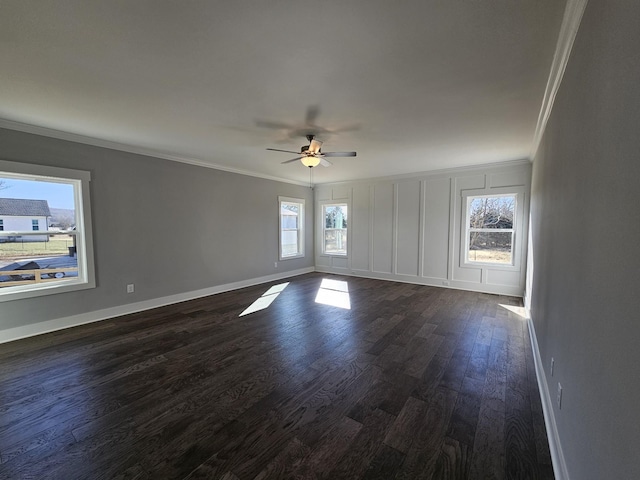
<box><xmin>322</xmin><ymin>202</ymin><xmax>348</xmax><ymax>256</ymax></box>
<box><xmin>0</xmin><ymin>160</ymin><xmax>95</xmax><ymax>302</ymax></box>
<box><xmin>463</xmin><ymin>192</ymin><xmax>518</xmax><ymax>268</ymax></box>
<box><xmin>278</xmin><ymin>196</ymin><xmax>305</xmax><ymax>261</ymax></box>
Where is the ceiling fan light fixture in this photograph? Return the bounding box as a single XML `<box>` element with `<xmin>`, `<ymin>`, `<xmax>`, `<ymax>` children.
<box><xmin>301</xmin><ymin>156</ymin><xmax>321</xmax><ymax>168</ymax></box>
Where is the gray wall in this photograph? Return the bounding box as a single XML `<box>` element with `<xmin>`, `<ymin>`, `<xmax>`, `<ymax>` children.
<box><xmin>315</xmin><ymin>162</ymin><xmax>531</xmax><ymax>296</ymax></box>
<box><xmin>0</xmin><ymin>128</ymin><xmax>314</xmax><ymax>332</ymax></box>
<box><xmin>529</xmin><ymin>1</ymin><xmax>640</xmax><ymax>478</ymax></box>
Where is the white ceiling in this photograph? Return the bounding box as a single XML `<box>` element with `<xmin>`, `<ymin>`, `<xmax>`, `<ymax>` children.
<box><xmin>0</xmin><ymin>1</ymin><xmax>566</xmax><ymax>185</ymax></box>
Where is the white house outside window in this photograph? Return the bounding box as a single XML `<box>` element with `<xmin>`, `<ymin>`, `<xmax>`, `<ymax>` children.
<box><xmin>0</xmin><ymin>160</ymin><xmax>95</xmax><ymax>302</ymax></box>
<box><xmin>278</xmin><ymin>197</ymin><xmax>305</xmax><ymax>260</ymax></box>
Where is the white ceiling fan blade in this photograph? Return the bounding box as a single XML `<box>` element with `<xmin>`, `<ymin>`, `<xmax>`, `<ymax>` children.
<box><xmin>309</xmin><ymin>139</ymin><xmax>323</xmax><ymax>154</ymax></box>
<box><xmin>267</xmin><ymin>148</ymin><xmax>301</xmax><ymax>154</ymax></box>
<box><xmin>320</xmin><ymin>158</ymin><xmax>333</xmax><ymax>167</ymax></box>
<box><xmin>322</xmin><ymin>151</ymin><xmax>357</xmax><ymax>157</ymax></box>
<box><xmin>281</xmin><ymin>157</ymin><xmax>303</xmax><ymax>164</ymax></box>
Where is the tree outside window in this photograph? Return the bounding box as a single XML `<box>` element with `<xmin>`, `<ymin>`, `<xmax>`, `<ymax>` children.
<box><xmin>467</xmin><ymin>195</ymin><xmax>515</xmax><ymax>264</ymax></box>
<box><xmin>323</xmin><ymin>204</ymin><xmax>347</xmax><ymax>255</ymax></box>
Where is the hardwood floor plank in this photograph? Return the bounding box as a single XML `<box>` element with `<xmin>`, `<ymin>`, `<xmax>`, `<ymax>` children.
<box><xmin>432</xmin><ymin>436</ymin><xmax>472</xmax><ymax>480</ymax></box>
<box><xmin>383</xmin><ymin>396</ymin><xmax>430</xmax><ymax>454</ymax></box>
<box><xmin>469</xmin><ymin>402</ymin><xmax>506</xmax><ymax>479</ymax></box>
<box><xmin>329</xmin><ymin>408</ymin><xmax>397</xmax><ymax>479</ymax></box>
<box><xmin>396</xmin><ymin>386</ymin><xmax>458</xmax><ymax>479</ymax></box>
<box><xmin>446</xmin><ymin>376</ymin><xmax>485</xmax><ymax>447</ymax></box>
<box><xmin>362</xmin><ymin>444</ymin><xmax>406</xmax><ymax>480</ymax></box>
<box><xmin>247</xmin><ymin>437</ymin><xmax>311</xmax><ymax>480</ymax></box>
<box><xmin>287</xmin><ymin>415</ymin><xmax>362</xmax><ymax>478</ymax></box>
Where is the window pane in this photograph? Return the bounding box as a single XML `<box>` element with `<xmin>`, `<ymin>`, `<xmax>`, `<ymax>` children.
<box><xmin>469</xmin><ymin>196</ymin><xmax>515</xmax><ymax>229</ymax></box>
<box><xmin>279</xmin><ymin>198</ymin><xmax>304</xmax><ymax>260</ymax></box>
<box><xmin>1</xmin><ymin>177</ymin><xmax>79</xmax><ymax>289</ymax></box>
<box><xmin>324</xmin><ymin>229</ymin><xmax>347</xmax><ymax>255</ymax></box>
<box><xmin>324</xmin><ymin>205</ymin><xmax>347</xmax><ymax>229</ymax></box>
<box><xmin>468</xmin><ymin>231</ymin><xmax>513</xmax><ymax>264</ymax></box>
<box><xmin>323</xmin><ymin>204</ymin><xmax>348</xmax><ymax>255</ymax></box>
<box><xmin>281</xmin><ymin>230</ymin><xmax>299</xmax><ymax>256</ymax></box>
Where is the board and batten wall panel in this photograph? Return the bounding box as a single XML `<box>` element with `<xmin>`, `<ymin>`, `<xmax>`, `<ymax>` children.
<box><xmin>315</xmin><ymin>161</ymin><xmax>531</xmax><ymax>296</ymax></box>
<box><xmin>350</xmin><ymin>184</ymin><xmax>371</xmax><ymax>272</ymax></box>
<box><xmin>422</xmin><ymin>177</ymin><xmax>451</xmax><ymax>280</ymax></box>
<box><xmin>372</xmin><ymin>183</ymin><xmax>394</xmax><ymax>274</ymax></box>
<box><xmin>396</xmin><ymin>180</ymin><xmax>421</xmax><ymax>277</ymax></box>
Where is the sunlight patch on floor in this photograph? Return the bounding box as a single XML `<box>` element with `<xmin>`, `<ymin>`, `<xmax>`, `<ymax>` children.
<box><xmin>315</xmin><ymin>278</ymin><xmax>351</xmax><ymax>309</ymax></box>
<box><xmin>240</xmin><ymin>282</ymin><xmax>289</xmax><ymax>316</ymax></box>
<box><xmin>499</xmin><ymin>304</ymin><xmax>529</xmax><ymax>320</ymax></box>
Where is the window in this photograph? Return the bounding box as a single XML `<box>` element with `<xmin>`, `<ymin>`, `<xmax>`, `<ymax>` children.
<box><xmin>465</xmin><ymin>195</ymin><xmax>516</xmax><ymax>265</ymax></box>
<box><xmin>0</xmin><ymin>160</ymin><xmax>95</xmax><ymax>302</ymax></box>
<box><xmin>323</xmin><ymin>204</ymin><xmax>347</xmax><ymax>255</ymax></box>
<box><xmin>278</xmin><ymin>197</ymin><xmax>305</xmax><ymax>260</ymax></box>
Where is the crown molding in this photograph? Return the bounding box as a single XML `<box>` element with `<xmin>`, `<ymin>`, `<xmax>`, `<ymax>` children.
<box><xmin>531</xmin><ymin>0</ymin><xmax>589</xmax><ymax>159</ymax></box>
<box><xmin>316</xmin><ymin>158</ymin><xmax>531</xmax><ymax>188</ymax></box>
<box><xmin>0</xmin><ymin>118</ymin><xmax>310</xmax><ymax>187</ymax></box>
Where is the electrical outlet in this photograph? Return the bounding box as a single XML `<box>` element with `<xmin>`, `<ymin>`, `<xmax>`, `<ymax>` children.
<box><xmin>557</xmin><ymin>382</ymin><xmax>562</xmax><ymax>409</ymax></box>
<box><xmin>274</xmin><ymin>262</ymin><xmax>278</xmax><ymax>268</ymax></box>
<box><xmin>550</xmin><ymin>357</ymin><xmax>555</xmax><ymax>376</ymax></box>
<box><xmin>442</xmin><ymin>280</ymin><xmax>450</xmax><ymax>286</ymax></box>
<box><xmin>126</xmin><ymin>284</ymin><xmax>135</xmax><ymax>294</ymax></box>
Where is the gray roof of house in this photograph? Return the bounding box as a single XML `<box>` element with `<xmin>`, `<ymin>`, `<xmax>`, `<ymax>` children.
<box><xmin>0</xmin><ymin>198</ymin><xmax>51</xmax><ymax>217</ymax></box>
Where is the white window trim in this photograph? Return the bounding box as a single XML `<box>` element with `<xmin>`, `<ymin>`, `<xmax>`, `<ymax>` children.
<box><xmin>320</xmin><ymin>202</ymin><xmax>349</xmax><ymax>257</ymax></box>
<box><xmin>0</xmin><ymin>159</ymin><xmax>96</xmax><ymax>302</ymax></box>
<box><xmin>461</xmin><ymin>189</ymin><xmax>521</xmax><ymax>270</ymax></box>
<box><xmin>278</xmin><ymin>196</ymin><xmax>305</xmax><ymax>261</ymax></box>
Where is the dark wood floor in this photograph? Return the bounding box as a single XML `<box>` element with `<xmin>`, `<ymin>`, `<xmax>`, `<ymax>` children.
<box><xmin>0</xmin><ymin>273</ymin><xmax>553</xmax><ymax>479</ymax></box>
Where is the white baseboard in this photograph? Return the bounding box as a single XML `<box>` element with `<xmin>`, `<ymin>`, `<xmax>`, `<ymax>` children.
<box><xmin>0</xmin><ymin>267</ymin><xmax>315</xmax><ymax>344</ymax></box>
<box><xmin>314</xmin><ymin>266</ymin><xmax>524</xmax><ymax>297</ymax></box>
<box><xmin>527</xmin><ymin>313</ymin><xmax>570</xmax><ymax>480</ymax></box>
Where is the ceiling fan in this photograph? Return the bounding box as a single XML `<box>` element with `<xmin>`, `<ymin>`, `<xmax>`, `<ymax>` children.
<box><xmin>267</xmin><ymin>134</ymin><xmax>357</xmax><ymax>168</ymax></box>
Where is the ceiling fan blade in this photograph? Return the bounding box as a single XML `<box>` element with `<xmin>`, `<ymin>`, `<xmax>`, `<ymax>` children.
<box><xmin>305</xmin><ymin>105</ymin><xmax>320</xmax><ymax>125</ymax></box>
<box><xmin>322</xmin><ymin>151</ymin><xmax>357</xmax><ymax>157</ymax></box>
<box><xmin>256</xmin><ymin>120</ymin><xmax>294</xmax><ymax>130</ymax></box>
<box><xmin>320</xmin><ymin>158</ymin><xmax>333</xmax><ymax>167</ymax></box>
<box><xmin>326</xmin><ymin>123</ymin><xmax>361</xmax><ymax>135</ymax></box>
<box><xmin>267</xmin><ymin>148</ymin><xmax>301</xmax><ymax>154</ymax></box>
<box><xmin>309</xmin><ymin>139</ymin><xmax>323</xmax><ymax>154</ymax></box>
<box><xmin>281</xmin><ymin>157</ymin><xmax>303</xmax><ymax>164</ymax></box>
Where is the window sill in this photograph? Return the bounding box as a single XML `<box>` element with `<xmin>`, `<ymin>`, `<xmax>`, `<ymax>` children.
<box><xmin>279</xmin><ymin>254</ymin><xmax>305</xmax><ymax>261</ymax></box>
<box><xmin>0</xmin><ymin>279</ymin><xmax>95</xmax><ymax>303</ymax></box>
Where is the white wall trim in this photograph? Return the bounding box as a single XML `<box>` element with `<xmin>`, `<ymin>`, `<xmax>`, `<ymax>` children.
<box><xmin>531</xmin><ymin>0</ymin><xmax>589</xmax><ymax>159</ymax></box>
<box><xmin>527</xmin><ymin>313</ymin><xmax>570</xmax><ymax>480</ymax></box>
<box><xmin>0</xmin><ymin>118</ymin><xmax>309</xmax><ymax>187</ymax></box>
<box><xmin>0</xmin><ymin>267</ymin><xmax>314</xmax><ymax>345</ymax></box>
